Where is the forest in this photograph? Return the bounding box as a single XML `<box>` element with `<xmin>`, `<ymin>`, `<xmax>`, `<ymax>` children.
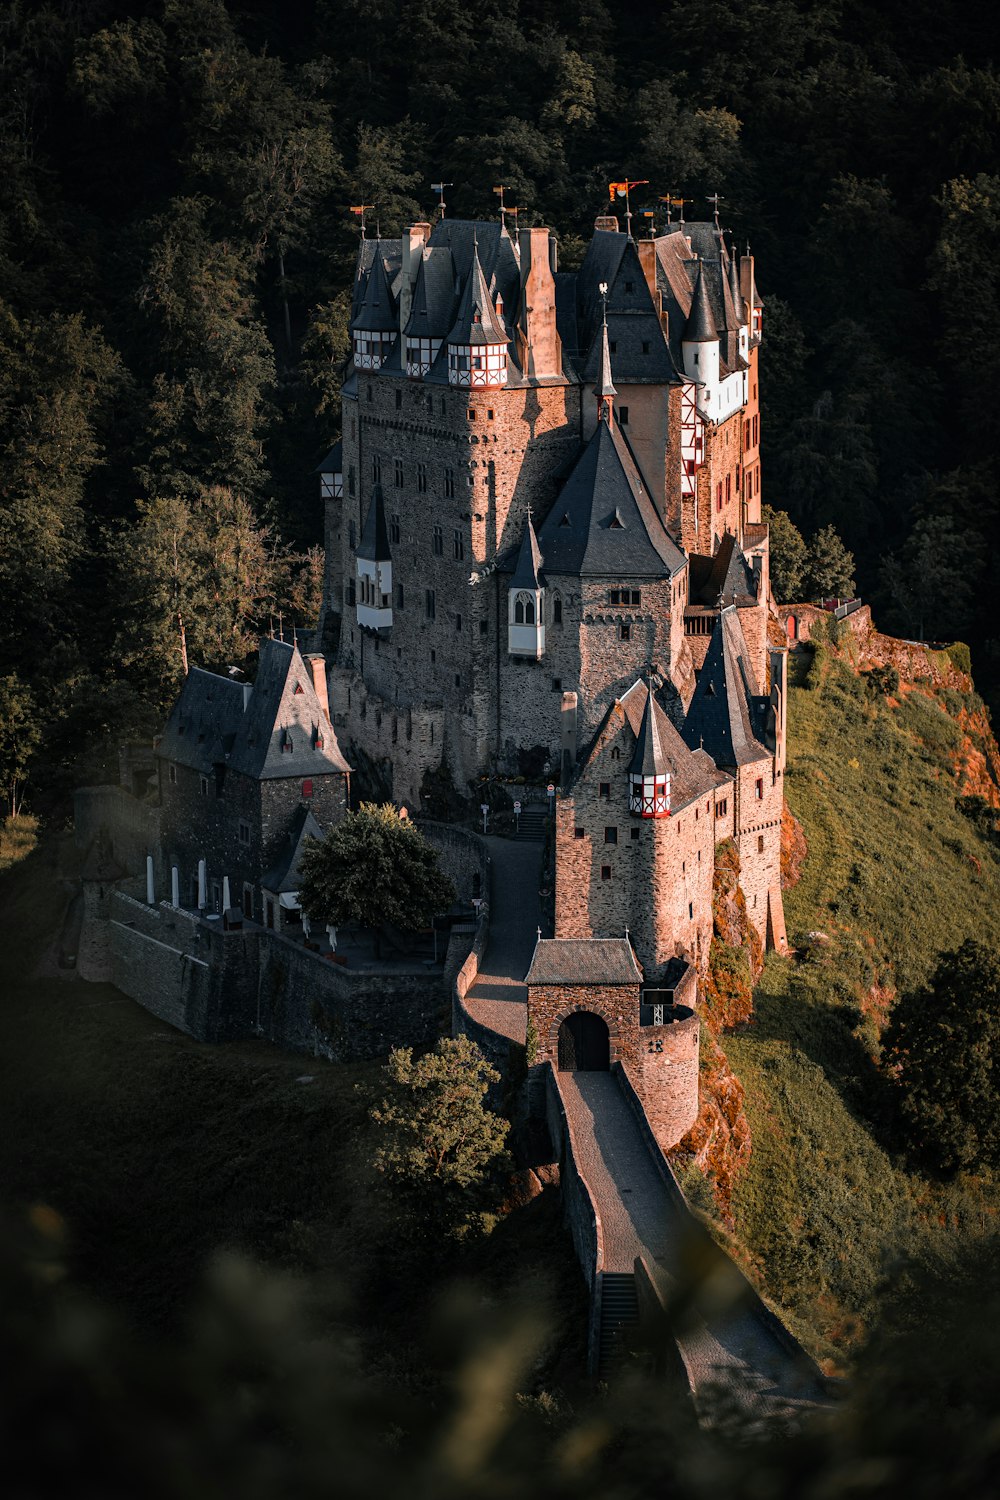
<box><xmin>2</xmin><ymin>0</ymin><xmax>999</xmax><ymax>799</ymax></box>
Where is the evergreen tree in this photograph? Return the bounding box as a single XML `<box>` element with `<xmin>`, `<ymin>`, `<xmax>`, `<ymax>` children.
<box><xmin>804</xmin><ymin>524</ymin><xmax>856</xmax><ymax>601</ymax></box>
<box><xmin>762</xmin><ymin>504</ymin><xmax>807</xmax><ymax>601</ymax></box>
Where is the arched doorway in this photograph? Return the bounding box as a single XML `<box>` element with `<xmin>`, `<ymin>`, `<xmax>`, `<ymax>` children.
<box><xmin>786</xmin><ymin>613</ymin><xmax>798</xmax><ymax>642</ymax></box>
<box><xmin>557</xmin><ymin>1011</ymin><xmax>610</xmax><ymax>1072</ymax></box>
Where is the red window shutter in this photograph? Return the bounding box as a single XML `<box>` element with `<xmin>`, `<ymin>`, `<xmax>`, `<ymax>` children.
<box><xmin>302</xmin><ymin>779</ymin><xmax>313</xmax><ymax>798</ymax></box>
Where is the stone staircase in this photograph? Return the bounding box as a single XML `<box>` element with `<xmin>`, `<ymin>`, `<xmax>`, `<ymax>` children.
<box><xmin>596</xmin><ymin>1271</ymin><xmax>639</xmax><ymax>1381</ymax></box>
<box><xmin>512</xmin><ymin>803</ymin><xmax>547</xmax><ymax>842</ymax></box>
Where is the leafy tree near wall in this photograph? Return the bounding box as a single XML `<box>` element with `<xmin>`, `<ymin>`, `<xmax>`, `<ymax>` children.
<box><xmin>368</xmin><ymin>1035</ymin><xmax>511</xmax><ymax>1236</ymax></box>
<box><xmin>299</xmin><ymin>803</ymin><xmax>456</xmax><ymax>937</ymax></box>
<box><xmin>803</xmin><ymin>524</ymin><xmax>856</xmax><ymax>601</ymax></box>
<box><xmin>0</xmin><ymin>675</ymin><xmax>41</xmax><ymax>818</ymax></box>
<box><xmin>762</xmin><ymin>504</ymin><xmax>807</xmax><ymax>602</ymax></box>
<box><xmin>882</xmin><ymin>939</ymin><xmax>1000</xmax><ymax>1174</ymax></box>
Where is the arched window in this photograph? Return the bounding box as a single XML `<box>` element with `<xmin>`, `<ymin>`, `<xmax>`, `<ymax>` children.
<box><xmin>514</xmin><ymin>591</ymin><xmax>535</xmax><ymax>625</ymax></box>
<box><xmin>553</xmin><ymin>596</ymin><xmax>562</xmax><ymax>625</ymax></box>
<box><xmin>514</xmin><ymin>596</ymin><xmax>525</xmax><ymax>624</ymax></box>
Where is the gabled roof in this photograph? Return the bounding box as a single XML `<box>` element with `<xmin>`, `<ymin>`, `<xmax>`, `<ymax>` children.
<box><xmin>534</xmin><ymin>417</ymin><xmax>684</xmax><ymax>579</ymax></box>
<box><xmin>358</xmin><ymin>483</ymin><xmax>391</xmax><ymax>563</ymax></box>
<box><xmin>525</xmin><ymin>937</ymin><xmax>642</xmax><ymax>986</ymax></box>
<box><xmin>353</xmin><ymin>241</ymin><xmax>398</xmax><ymax>332</ymax></box>
<box><xmin>158</xmin><ymin>640</ymin><xmax>351</xmax><ymax>781</ymax></box>
<box><xmin>575</xmin><ymin>234</ymin><xmax>679</xmax><ymax>386</ymax></box>
<box><xmin>446</xmin><ymin>239</ymin><xmax>509</xmax><ymax>347</ymax></box>
<box><xmin>681</xmin><ymin>608</ymin><xmax>771</xmax><ymax>768</ymax></box>
<box><xmin>690</xmin><ymin>533</ymin><xmax>758</xmax><ymax>607</ymax></box>
<box><xmin>510</xmin><ymin>513</ymin><xmax>543</xmax><ymax>590</ymax></box>
<box><xmin>261</xmin><ymin>805</ymin><xmax>325</xmax><ymax>894</ymax></box>
<box><xmin>315</xmin><ymin>439</ymin><xmax>342</xmax><ymax>475</ymax></box>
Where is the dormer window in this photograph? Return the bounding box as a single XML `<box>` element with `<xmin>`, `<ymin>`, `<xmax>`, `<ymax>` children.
<box><xmin>293</xmin><ymin>682</ymin><xmax>304</xmax><ymax>695</ymax></box>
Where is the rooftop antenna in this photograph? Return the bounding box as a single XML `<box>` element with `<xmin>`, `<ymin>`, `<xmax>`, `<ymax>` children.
<box><xmin>349</xmin><ymin>203</ymin><xmax>375</xmax><ymax>238</ymax></box>
<box><xmin>431</xmin><ymin>181</ymin><xmax>453</xmax><ymax>220</ymax></box>
<box><xmin>707</xmin><ymin>192</ymin><xmax>725</xmax><ymax>229</ymax></box>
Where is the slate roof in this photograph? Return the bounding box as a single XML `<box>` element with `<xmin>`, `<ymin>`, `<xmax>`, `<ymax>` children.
<box><xmin>261</xmin><ymin>805</ymin><xmax>324</xmax><ymax>893</ymax></box>
<box><xmin>158</xmin><ymin>640</ymin><xmax>351</xmax><ymax>781</ymax></box>
<box><xmin>353</xmin><ymin>241</ymin><xmax>398</xmax><ymax>332</ymax></box>
<box><xmin>689</xmin><ymin>533</ymin><xmax>758</xmax><ymax>607</ymax></box>
<box><xmin>531</xmin><ymin>416</ymin><xmax>685</xmax><ymax>579</ymax></box>
<box><xmin>681</xmin><ymin>608</ymin><xmax>771</xmax><ymax>768</ymax></box>
<box><xmin>403</xmin><ymin>247</ymin><xmax>456</xmax><ymax>339</ymax></box>
<box><xmin>358</xmin><ymin>483</ymin><xmax>391</xmax><ymax>562</ymax></box>
<box><xmin>628</xmin><ymin>684</ymin><xmax>669</xmax><ymax>777</ymax></box>
<box><xmin>315</xmin><ymin>439</ymin><xmax>342</xmax><ymax>475</ymax></box>
<box><xmin>575</xmin><ymin>233</ymin><xmax>679</xmax><ymax>386</ymax></box>
<box><xmin>525</xmin><ymin>937</ymin><xmax>642</xmax><ymax>986</ymax></box>
<box><xmin>683</xmin><ymin>260</ymin><xmax>717</xmax><ymax>342</ymax></box>
<box><xmin>618</xmin><ymin>680</ymin><xmax>729</xmax><ymax>810</ymax></box>
<box><xmin>510</xmin><ymin>513</ymin><xmax>543</xmax><ymax>590</ymax></box>
<box><xmin>446</xmin><ymin>239</ymin><xmax>509</xmax><ymax>347</ymax></box>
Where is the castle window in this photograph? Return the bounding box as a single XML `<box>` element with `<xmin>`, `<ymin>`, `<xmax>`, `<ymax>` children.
<box><xmin>366</xmin><ymin>384</ymin><xmax>373</xmax><ymax>402</ymax></box>
<box><xmin>642</xmin><ymin>341</ymin><xmax>650</xmax><ymax>354</ymax></box>
<box><xmin>432</xmin><ymin>524</ymin><xmax>443</xmax><ymax>556</ymax></box>
<box><xmin>717</xmin><ymin>482</ymin><xmax>723</xmax><ymax>511</ymax></box>
<box><xmin>397</xmin><ymin>583</ymin><xmax>404</xmax><ymax>609</ymax></box>
<box><xmin>453</xmin><ymin>529</ymin><xmax>464</xmax><ymax>560</ymax></box>
<box><xmin>293</xmin><ymin>682</ymin><xmax>304</xmax><ymax>695</ymax></box>
<box><xmin>575</xmin><ymin>827</ymin><xmax>585</xmax><ymax>839</ymax></box>
<box><xmin>625</xmin><ymin>280</ymin><xmax>634</xmax><ymax>293</ymax></box>
<box><xmin>514</xmin><ymin>592</ymin><xmax>535</xmax><ymax>625</ymax></box>
<box><xmin>372</xmin><ymin>455</ymin><xmax>381</xmax><ymax>483</ymax></box>
<box><xmin>619</xmin><ymin>405</ymin><xmax>629</xmax><ymax>425</ymax></box>
<box><xmin>426</xmin><ymin>589</ymin><xmax>436</xmax><ymax>619</ymax></box>
<box><xmin>168</xmin><ymin>763</ymin><xmax>177</xmax><ymax>784</ymax></box>
<box><xmin>631</xmin><ymin>826</ymin><xmax>640</xmax><ymax>841</ymax></box>
<box><xmin>427</xmin><ymin>394</ymin><xmax>434</xmax><ymax>413</ymax></box>
<box><xmin>758</xmin><ymin>834</ymin><xmax>765</xmax><ymax>852</ymax></box>
<box><xmin>609</xmin><ymin>341</ymin><xmax>617</xmax><ymax>353</ymax></box>
<box><xmin>445</xmin><ymin>468</ymin><xmax>455</xmax><ymax>497</ymax></box>
<box><xmin>431</xmin><ymin>649</ymin><xmax>436</xmax><ymax>662</ymax></box>
<box><xmin>302</xmin><ymin>779</ymin><xmax>313</xmax><ymax>799</ymax></box>
<box><xmin>417</xmin><ymin>462</ymin><xmax>427</xmax><ymax>493</ymax></box>
<box><xmin>755</xmin><ymin>778</ymin><xmax>764</xmax><ymax>799</ymax></box>
<box><xmin>604</xmin><ymin>827</ymin><xmax>618</xmax><ymax>845</ymax></box>
<box><xmin>455</xmin><ymin>673</ymin><xmax>461</xmax><ymax>687</ymax></box>
<box><xmin>395</xmin><ymin>389</ymin><xmax>402</xmax><ymax>409</ymax></box>
<box><xmin>200</xmin><ymin>776</ymin><xmax>209</xmax><ymax>797</ymax></box>
<box><xmin>619</xmin><ymin>622</ymin><xmax>631</xmax><ymax>641</ymax></box>
<box><xmin>468</xmin><ymin>408</ymin><xmax>476</xmax><ymax>420</ymax></box>
<box><xmin>349</xmin><ymin>520</ymin><xmax>356</xmax><ymax>550</ymax></box>
<box><xmin>455</xmin><ymin>614</ymin><xmax>462</xmax><ymax>631</ymax></box>
<box><xmin>688</xmin><ymin>903</ymin><xmax>693</xmax><ymax>919</ymax></box>
<box><xmin>394</xmin><ymin>459</ymin><xmax>404</xmax><ymax>487</ymax></box>
<box><xmin>487</xmin><ymin>408</ymin><xmax>494</xmax><ymax>420</ymax></box>
<box><xmin>348</xmin><ymin>466</ymin><xmax>356</xmax><ymax>496</ymax></box>
<box><xmin>599</xmin><ymin>782</ymin><xmax>610</xmax><ymax>799</ymax></box>
<box><xmin>552</xmin><ymin>677</ymin><xmax>562</xmax><ymax>692</ymax></box>
<box><xmin>553</xmin><ymin>597</ymin><xmax>562</xmax><ymax>625</ymax></box>
<box><xmin>390</xmin><ymin>513</ymin><xmax>400</xmax><ymax>543</ymax></box>
<box><xmin>479</xmin><ymin>619</ymin><xmax>488</xmax><ymax>634</ymax></box>
<box><xmin>611</xmin><ymin>747</ymin><xmax>621</xmax><ymax>760</ymax></box>
<box><xmin>347</xmin><ymin>579</ymin><xmax>356</xmax><ymax>606</ymax></box>
<box><xmin>715</xmin><ymin>799</ymin><xmax>728</xmax><ymax>817</ymax></box>
<box><xmin>601</xmin><ymin>865</ymin><xmax>612</xmax><ymax>881</ymax></box>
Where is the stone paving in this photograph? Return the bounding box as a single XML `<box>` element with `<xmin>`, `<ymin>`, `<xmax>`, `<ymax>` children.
<box><xmin>558</xmin><ymin>1071</ymin><xmax>827</xmax><ymax>1423</ymax></box>
<box><xmin>463</xmin><ymin>835</ymin><xmax>543</xmax><ymax>1044</ymax></box>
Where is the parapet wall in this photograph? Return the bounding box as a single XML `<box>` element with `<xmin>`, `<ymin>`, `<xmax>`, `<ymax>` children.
<box><xmin>637</xmin><ymin>1009</ymin><xmax>701</xmax><ymax>1152</ymax></box>
<box><xmin>107</xmin><ymin>891</ymin><xmax>449</xmax><ymax>1060</ymax></box>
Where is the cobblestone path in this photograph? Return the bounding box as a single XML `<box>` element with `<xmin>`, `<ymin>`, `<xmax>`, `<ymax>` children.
<box><xmin>463</xmin><ymin>836</ymin><xmax>542</xmax><ymax>1044</ymax></box>
<box><xmin>558</xmin><ymin>1071</ymin><xmax>827</xmax><ymax>1423</ymax></box>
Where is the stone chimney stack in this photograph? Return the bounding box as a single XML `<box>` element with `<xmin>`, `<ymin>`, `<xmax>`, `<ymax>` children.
<box><xmin>400</xmin><ymin>221</ymin><xmax>431</xmax><ymax>336</ymax></box>
<box><xmin>305</xmin><ymin>653</ymin><xmax>331</xmax><ymax>724</ymax></box>
<box><xmin>637</xmin><ymin>238</ymin><xmax>659</xmax><ymax>309</ymax></box>
<box><xmin>516</xmin><ymin>227</ymin><xmax>562</xmax><ymax>381</ymax></box>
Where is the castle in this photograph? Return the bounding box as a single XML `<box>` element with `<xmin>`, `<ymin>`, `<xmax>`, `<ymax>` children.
<box><xmin>320</xmin><ymin>205</ymin><xmax>786</xmax><ymax>982</ymax></box>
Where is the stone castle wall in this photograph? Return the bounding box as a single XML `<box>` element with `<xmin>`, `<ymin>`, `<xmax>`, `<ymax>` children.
<box><xmin>638</xmin><ymin>1009</ymin><xmax>700</xmax><ymax>1151</ymax></box>
<box><xmin>528</xmin><ymin>981</ymin><xmax>642</xmax><ymax>1072</ymax></box>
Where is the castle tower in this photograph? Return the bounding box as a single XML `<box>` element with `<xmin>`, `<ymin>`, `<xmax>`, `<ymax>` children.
<box><xmin>352</xmin><ymin>241</ymin><xmax>397</xmax><ymax>370</ymax></box>
<box><xmin>681</xmin><ymin>260</ymin><xmax>720</xmax><ymax>417</ymax></box>
<box><xmin>445</xmin><ymin>239</ymin><xmax>509</xmax><ymax>388</ymax></box>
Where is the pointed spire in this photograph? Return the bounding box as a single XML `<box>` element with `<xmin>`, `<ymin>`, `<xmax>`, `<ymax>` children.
<box><xmin>596</xmin><ymin>282</ymin><xmax>616</xmax><ymax>421</ymax></box>
<box><xmin>358</xmin><ymin>482</ymin><xmax>391</xmax><ymax>562</ymax></box>
<box><xmin>728</xmin><ymin>244</ymin><xmax>744</xmax><ymax>323</ymax></box>
<box><xmin>511</xmin><ymin>511</ymin><xmax>543</xmax><ymax>590</ymax></box>
<box><xmin>629</xmin><ymin>681</ymin><xmax>668</xmax><ymax>776</ymax></box>
<box><xmin>446</xmin><ymin>234</ymin><xmax>508</xmax><ymax>347</ymax></box>
<box><xmin>354</xmin><ymin>242</ymin><xmax>398</xmax><ymax>332</ymax></box>
<box><xmin>683</xmin><ymin>259</ymin><xmax>717</xmax><ymax>343</ymax></box>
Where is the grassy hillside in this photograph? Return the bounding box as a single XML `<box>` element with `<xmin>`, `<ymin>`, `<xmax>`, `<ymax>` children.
<box><xmin>723</xmin><ymin>637</ymin><xmax>1000</xmax><ymax>1368</ymax></box>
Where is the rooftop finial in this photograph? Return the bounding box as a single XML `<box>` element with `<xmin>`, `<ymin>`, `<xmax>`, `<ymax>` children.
<box><xmin>431</xmin><ymin>180</ymin><xmax>453</xmax><ymax>220</ymax></box>
<box><xmin>708</xmin><ymin>191</ymin><xmax>725</xmax><ymax>229</ymax></box>
<box><xmin>492</xmin><ymin>183</ymin><xmax>506</xmax><ymax>231</ymax></box>
<box><xmin>596</xmin><ymin>281</ymin><xmax>616</xmax><ymax>421</ymax></box>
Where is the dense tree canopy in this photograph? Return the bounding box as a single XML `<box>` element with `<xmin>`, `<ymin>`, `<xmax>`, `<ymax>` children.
<box><xmin>2</xmin><ymin>0</ymin><xmax>1000</xmax><ymax>821</ymax></box>
<box><xmin>299</xmin><ymin>803</ymin><xmax>457</xmax><ymax>933</ymax></box>
<box><xmin>882</xmin><ymin>939</ymin><xmax>1000</xmax><ymax>1174</ymax></box>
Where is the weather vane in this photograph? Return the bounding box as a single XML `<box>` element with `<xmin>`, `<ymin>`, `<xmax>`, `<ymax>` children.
<box><xmin>707</xmin><ymin>191</ymin><xmax>725</xmax><ymax>228</ymax></box>
<box><xmin>608</xmin><ymin>178</ymin><xmax>649</xmax><ymax>238</ymax></box>
<box><xmin>349</xmin><ymin>204</ymin><xmax>375</xmax><ymax>238</ymax></box>
<box><xmin>430</xmin><ymin>181</ymin><xmax>453</xmax><ymax>219</ymax></box>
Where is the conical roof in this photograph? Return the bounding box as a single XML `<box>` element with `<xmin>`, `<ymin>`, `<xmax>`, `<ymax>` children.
<box><xmin>511</xmin><ymin>513</ymin><xmax>543</xmax><ymax>590</ymax></box>
<box><xmin>683</xmin><ymin>260</ymin><xmax>717</xmax><ymax>343</ymax></box>
<box><xmin>728</xmin><ymin>250</ymin><xmax>744</xmax><ymax>323</ymax></box>
<box><xmin>681</xmin><ymin>608</ymin><xmax>770</xmax><ymax>768</ymax></box>
<box><xmin>354</xmin><ymin>243</ymin><xmax>398</xmax><ymax>332</ymax></box>
<box><xmin>358</xmin><ymin>483</ymin><xmax>391</xmax><ymax>562</ymax></box>
<box><xmin>447</xmin><ymin>240</ymin><xmax>509</xmax><ymax>347</ymax></box>
<box><xmin>596</xmin><ymin>308</ymin><xmax>616</xmax><ymax>408</ymax></box>
<box><xmin>629</xmin><ymin>683</ymin><xmax>669</xmax><ymax>776</ymax></box>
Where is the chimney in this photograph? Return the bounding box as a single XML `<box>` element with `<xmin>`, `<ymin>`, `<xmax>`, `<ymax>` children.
<box><xmin>400</xmin><ymin>221</ymin><xmax>432</xmax><ymax>337</ymax></box>
<box><xmin>637</xmin><ymin>238</ymin><xmax>659</xmax><ymax>307</ymax></box>
<box><xmin>560</xmin><ymin>690</ymin><xmax>578</xmax><ymax>785</ymax></box>
<box><xmin>305</xmin><ymin>653</ymin><xmax>331</xmax><ymax>724</ymax></box>
<box><xmin>516</xmin><ymin>227</ymin><xmax>562</xmax><ymax>382</ymax></box>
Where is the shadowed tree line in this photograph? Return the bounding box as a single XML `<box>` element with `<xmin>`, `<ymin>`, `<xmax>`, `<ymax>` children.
<box><xmin>2</xmin><ymin>0</ymin><xmax>1000</xmax><ymax>810</ymax></box>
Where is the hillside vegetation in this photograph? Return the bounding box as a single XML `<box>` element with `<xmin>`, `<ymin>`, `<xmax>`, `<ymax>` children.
<box><xmin>722</xmin><ymin>631</ymin><xmax>1000</xmax><ymax>1368</ymax></box>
